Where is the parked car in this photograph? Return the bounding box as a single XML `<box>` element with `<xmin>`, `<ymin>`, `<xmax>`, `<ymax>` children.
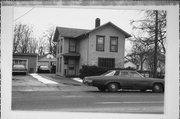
<box><xmin>12</xmin><ymin>64</ymin><xmax>27</xmax><ymax>75</ymax></box>
<box><xmin>83</xmin><ymin>70</ymin><xmax>164</xmax><ymax>93</ymax></box>
<box><xmin>37</xmin><ymin>65</ymin><xmax>50</xmax><ymax>73</ymax></box>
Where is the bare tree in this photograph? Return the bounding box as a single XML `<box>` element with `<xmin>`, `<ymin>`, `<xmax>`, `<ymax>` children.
<box><xmin>38</xmin><ymin>37</ymin><xmax>48</xmax><ymax>56</ymax></box>
<box><xmin>130</xmin><ymin>10</ymin><xmax>166</xmax><ymax>54</ymax></box>
<box><xmin>42</xmin><ymin>26</ymin><xmax>56</xmax><ymax>56</ymax></box>
<box><xmin>13</xmin><ymin>23</ymin><xmax>38</xmax><ymax>54</ymax></box>
<box><xmin>127</xmin><ymin>10</ymin><xmax>166</xmax><ymax>74</ymax></box>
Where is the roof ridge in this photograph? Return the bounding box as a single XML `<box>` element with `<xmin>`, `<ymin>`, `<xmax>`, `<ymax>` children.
<box><xmin>56</xmin><ymin>26</ymin><xmax>90</xmax><ymax>31</ymax></box>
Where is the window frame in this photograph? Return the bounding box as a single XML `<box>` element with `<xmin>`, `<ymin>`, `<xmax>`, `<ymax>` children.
<box><xmin>96</xmin><ymin>35</ymin><xmax>105</xmax><ymax>52</ymax></box>
<box><xmin>98</xmin><ymin>57</ymin><xmax>115</xmax><ymax>68</ymax></box>
<box><xmin>110</xmin><ymin>36</ymin><xmax>118</xmax><ymax>52</ymax></box>
<box><xmin>69</xmin><ymin>39</ymin><xmax>76</xmax><ymax>53</ymax></box>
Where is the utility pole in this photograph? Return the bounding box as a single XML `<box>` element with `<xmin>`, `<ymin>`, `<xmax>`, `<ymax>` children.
<box><xmin>153</xmin><ymin>10</ymin><xmax>158</xmax><ymax>78</ymax></box>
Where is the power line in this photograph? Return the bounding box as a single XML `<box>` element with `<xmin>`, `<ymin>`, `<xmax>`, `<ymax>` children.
<box><xmin>14</xmin><ymin>7</ymin><xmax>34</xmax><ymax>21</ymax></box>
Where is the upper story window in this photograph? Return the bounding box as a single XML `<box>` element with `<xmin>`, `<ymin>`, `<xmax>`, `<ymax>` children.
<box><xmin>69</xmin><ymin>39</ymin><xmax>76</xmax><ymax>52</ymax></box>
<box><xmin>96</xmin><ymin>35</ymin><xmax>105</xmax><ymax>51</ymax></box>
<box><xmin>110</xmin><ymin>36</ymin><xmax>118</xmax><ymax>52</ymax></box>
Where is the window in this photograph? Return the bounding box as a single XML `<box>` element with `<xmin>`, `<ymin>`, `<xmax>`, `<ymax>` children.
<box><xmin>130</xmin><ymin>72</ymin><xmax>143</xmax><ymax>78</ymax></box>
<box><xmin>114</xmin><ymin>70</ymin><xmax>120</xmax><ymax>76</ymax></box>
<box><xmin>105</xmin><ymin>70</ymin><xmax>116</xmax><ymax>76</ymax></box>
<box><xmin>110</xmin><ymin>36</ymin><xmax>118</xmax><ymax>52</ymax></box>
<box><xmin>120</xmin><ymin>71</ymin><xmax>129</xmax><ymax>77</ymax></box>
<box><xmin>69</xmin><ymin>39</ymin><xmax>76</xmax><ymax>52</ymax></box>
<box><xmin>96</xmin><ymin>35</ymin><xmax>105</xmax><ymax>51</ymax></box>
<box><xmin>98</xmin><ymin>58</ymin><xmax>115</xmax><ymax>68</ymax></box>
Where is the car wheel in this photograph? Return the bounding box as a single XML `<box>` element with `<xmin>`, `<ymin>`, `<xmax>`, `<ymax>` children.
<box><xmin>107</xmin><ymin>83</ymin><xmax>119</xmax><ymax>92</ymax></box>
<box><xmin>98</xmin><ymin>87</ymin><xmax>106</xmax><ymax>92</ymax></box>
<box><xmin>153</xmin><ymin>84</ymin><xmax>164</xmax><ymax>93</ymax></box>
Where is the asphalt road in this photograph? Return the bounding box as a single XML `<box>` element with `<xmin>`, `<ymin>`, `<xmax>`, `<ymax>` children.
<box><xmin>12</xmin><ymin>86</ymin><xmax>164</xmax><ymax>114</ymax></box>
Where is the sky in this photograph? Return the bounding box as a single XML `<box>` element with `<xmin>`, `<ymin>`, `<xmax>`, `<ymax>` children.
<box><xmin>13</xmin><ymin>7</ymin><xmax>145</xmax><ymax>54</ymax></box>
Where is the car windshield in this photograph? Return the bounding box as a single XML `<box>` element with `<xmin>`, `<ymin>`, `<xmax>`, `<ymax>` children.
<box><xmin>102</xmin><ymin>70</ymin><xmax>116</xmax><ymax>76</ymax></box>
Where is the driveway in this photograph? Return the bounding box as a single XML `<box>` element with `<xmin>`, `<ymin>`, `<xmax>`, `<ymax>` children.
<box><xmin>12</xmin><ymin>73</ymin><xmax>95</xmax><ymax>92</ymax></box>
<box><xmin>12</xmin><ymin>74</ymin><xmax>64</xmax><ymax>91</ymax></box>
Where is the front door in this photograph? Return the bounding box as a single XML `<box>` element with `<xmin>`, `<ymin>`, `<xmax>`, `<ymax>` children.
<box><xmin>68</xmin><ymin>59</ymin><xmax>76</xmax><ymax>76</ymax></box>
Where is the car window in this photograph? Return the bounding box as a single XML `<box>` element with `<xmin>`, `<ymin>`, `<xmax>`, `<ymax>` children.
<box><xmin>120</xmin><ymin>71</ymin><xmax>129</xmax><ymax>77</ymax></box>
<box><xmin>105</xmin><ymin>70</ymin><xmax>116</xmax><ymax>76</ymax></box>
<box><xmin>114</xmin><ymin>70</ymin><xmax>120</xmax><ymax>76</ymax></box>
<box><xmin>130</xmin><ymin>71</ymin><xmax>143</xmax><ymax>78</ymax></box>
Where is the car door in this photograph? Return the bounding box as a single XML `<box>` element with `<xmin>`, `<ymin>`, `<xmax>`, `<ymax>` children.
<box><xmin>118</xmin><ymin>71</ymin><xmax>133</xmax><ymax>89</ymax></box>
<box><xmin>129</xmin><ymin>71</ymin><xmax>149</xmax><ymax>89</ymax></box>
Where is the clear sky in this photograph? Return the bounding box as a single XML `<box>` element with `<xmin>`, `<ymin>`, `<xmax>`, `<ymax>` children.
<box><xmin>13</xmin><ymin>7</ymin><xmax>145</xmax><ymax>54</ymax></box>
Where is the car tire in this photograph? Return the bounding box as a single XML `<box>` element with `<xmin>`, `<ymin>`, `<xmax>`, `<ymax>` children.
<box><xmin>153</xmin><ymin>84</ymin><xmax>164</xmax><ymax>93</ymax></box>
<box><xmin>98</xmin><ymin>87</ymin><xmax>106</xmax><ymax>92</ymax></box>
<box><xmin>107</xmin><ymin>83</ymin><xmax>119</xmax><ymax>92</ymax></box>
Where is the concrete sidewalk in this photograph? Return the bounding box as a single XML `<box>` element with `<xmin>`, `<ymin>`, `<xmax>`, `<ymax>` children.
<box><xmin>12</xmin><ymin>74</ymin><xmax>64</xmax><ymax>91</ymax></box>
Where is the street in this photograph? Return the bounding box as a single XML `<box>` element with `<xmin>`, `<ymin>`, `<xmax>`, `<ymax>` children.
<box><xmin>12</xmin><ymin>74</ymin><xmax>164</xmax><ymax>114</ymax></box>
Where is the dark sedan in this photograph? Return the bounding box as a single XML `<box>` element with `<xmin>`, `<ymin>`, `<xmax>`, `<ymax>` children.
<box><xmin>83</xmin><ymin>70</ymin><xmax>164</xmax><ymax>93</ymax></box>
<box><xmin>37</xmin><ymin>65</ymin><xmax>50</xmax><ymax>73</ymax></box>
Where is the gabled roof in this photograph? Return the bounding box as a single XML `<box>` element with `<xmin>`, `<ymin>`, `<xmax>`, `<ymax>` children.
<box><xmin>53</xmin><ymin>22</ymin><xmax>131</xmax><ymax>42</ymax></box>
<box><xmin>85</xmin><ymin>22</ymin><xmax>131</xmax><ymax>38</ymax></box>
<box><xmin>53</xmin><ymin>27</ymin><xmax>90</xmax><ymax>42</ymax></box>
<box><xmin>38</xmin><ymin>54</ymin><xmax>56</xmax><ymax>60</ymax></box>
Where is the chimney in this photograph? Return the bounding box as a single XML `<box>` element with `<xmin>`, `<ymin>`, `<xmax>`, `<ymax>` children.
<box><xmin>95</xmin><ymin>18</ymin><xmax>100</xmax><ymax>28</ymax></box>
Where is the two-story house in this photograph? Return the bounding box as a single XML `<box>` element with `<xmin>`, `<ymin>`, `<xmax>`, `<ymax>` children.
<box><xmin>53</xmin><ymin>18</ymin><xmax>131</xmax><ymax>76</ymax></box>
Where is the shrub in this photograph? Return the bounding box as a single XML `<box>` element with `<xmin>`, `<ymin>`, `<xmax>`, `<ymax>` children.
<box><xmin>79</xmin><ymin>65</ymin><xmax>137</xmax><ymax>79</ymax></box>
<box><xmin>79</xmin><ymin>65</ymin><xmax>109</xmax><ymax>79</ymax></box>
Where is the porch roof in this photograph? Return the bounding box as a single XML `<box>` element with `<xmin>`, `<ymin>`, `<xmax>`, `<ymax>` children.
<box><xmin>62</xmin><ymin>53</ymin><xmax>80</xmax><ymax>58</ymax></box>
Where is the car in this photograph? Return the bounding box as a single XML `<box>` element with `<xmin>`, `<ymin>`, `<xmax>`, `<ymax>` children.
<box><xmin>83</xmin><ymin>70</ymin><xmax>164</xmax><ymax>93</ymax></box>
<box><xmin>37</xmin><ymin>65</ymin><xmax>50</xmax><ymax>73</ymax></box>
<box><xmin>12</xmin><ymin>64</ymin><xmax>28</xmax><ymax>75</ymax></box>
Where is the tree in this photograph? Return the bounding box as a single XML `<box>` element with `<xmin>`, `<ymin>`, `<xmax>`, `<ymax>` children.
<box><xmin>130</xmin><ymin>10</ymin><xmax>166</xmax><ymax>54</ymax></box>
<box><xmin>37</xmin><ymin>37</ymin><xmax>48</xmax><ymax>56</ymax></box>
<box><xmin>127</xmin><ymin>10</ymin><xmax>166</xmax><ymax>75</ymax></box>
<box><xmin>13</xmin><ymin>23</ymin><xmax>38</xmax><ymax>54</ymax></box>
<box><xmin>126</xmin><ymin>36</ymin><xmax>153</xmax><ymax>71</ymax></box>
<box><xmin>41</xmin><ymin>26</ymin><xmax>56</xmax><ymax>56</ymax></box>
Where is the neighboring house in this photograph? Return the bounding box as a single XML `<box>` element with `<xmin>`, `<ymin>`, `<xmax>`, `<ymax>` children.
<box><xmin>38</xmin><ymin>54</ymin><xmax>56</xmax><ymax>67</ymax></box>
<box><xmin>13</xmin><ymin>53</ymin><xmax>38</xmax><ymax>73</ymax></box>
<box><xmin>38</xmin><ymin>54</ymin><xmax>56</xmax><ymax>72</ymax></box>
<box><xmin>124</xmin><ymin>61</ymin><xmax>137</xmax><ymax>69</ymax></box>
<box><xmin>53</xmin><ymin>18</ymin><xmax>131</xmax><ymax>76</ymax></box>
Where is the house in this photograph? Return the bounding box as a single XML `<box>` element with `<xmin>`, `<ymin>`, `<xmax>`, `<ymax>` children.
<box><xmin>124</xmin><ymin>61</ymin><xmax>137</xmax><ymax>69</ymax></box>
<box><xmin>38</xmin><ymin>54</ymin><xmax>56</xmax><ymax>72</ymax></box>
<box><xmin>13</xmin><ymin>53</ymin><xmax>38</xmax><ymax>73</ymax></box>
<box><xmin>53</xmin><ymin>18</ymin><xmax>131</xmax><ymax>76</ymax></box>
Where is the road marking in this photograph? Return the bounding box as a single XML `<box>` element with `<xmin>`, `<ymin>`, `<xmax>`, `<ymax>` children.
<box><xmin>72</xmin><ymin>78</ymin><xmax>83</xmax><ymax>83</ymax></box>
<box><xmin>96</xmin><ymin>101</ymin><xmax>163</xmax><ymax>104</ymax></box>
<box><xmin>30</xmin><ymin>73</ymin><xmax>58</xmax><ymax>84</ymax></box>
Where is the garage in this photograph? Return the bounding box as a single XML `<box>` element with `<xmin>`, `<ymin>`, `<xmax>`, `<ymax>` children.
<box><xmin>13</xmin><ymin>53</ymin><xmax>38</xmax><ymax>74</ymax></box>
